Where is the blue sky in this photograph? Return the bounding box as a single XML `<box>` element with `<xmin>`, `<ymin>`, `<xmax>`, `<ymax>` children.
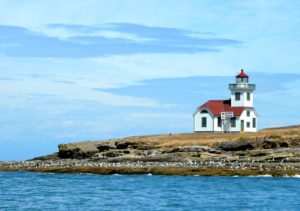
<box><xmin>0</xmin><ymin>0</ymin><xmax>300</xmax><ymax>160</ymax></box>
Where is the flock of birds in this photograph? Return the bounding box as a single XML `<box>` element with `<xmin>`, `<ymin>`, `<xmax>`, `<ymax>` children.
<box><xmin>1</xmin><ymin>159</ymin><xmax>300</xmax><ymax>172</ymax></box>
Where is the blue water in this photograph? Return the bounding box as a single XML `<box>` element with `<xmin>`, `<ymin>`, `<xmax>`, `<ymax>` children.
<box><xmin>0</xmin><ymin>172</ymin><xmax>299</xmax><ymax>210</ymax></box>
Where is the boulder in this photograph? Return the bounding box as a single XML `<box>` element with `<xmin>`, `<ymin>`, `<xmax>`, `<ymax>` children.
<box><xmin>115</xmin><ymin>141</ymin><xmax>141</xmax><ymax>149</ymax></box>
<box><xmin>261</xmin><ymin>139</ymin><xmax>279</xmax><ymax>149</ymax></box>
<box><xmin>96</xmin><ymin>143</ymin><xmax>116</xmax><ymax>152</ymax></box>
<box><xmin>260</xmin><ymin>139</ymin><xmax>290</xmax><ymax>149</ymax></box>
<box><xmin>115</xmin><ymin>142</ymin><xmax>130</xmax><ymax>149</ymax></box>
<box><xmin>218</xmin><ymin>140</ymin><xmax>254</xmax><ymax>151</ymax></box>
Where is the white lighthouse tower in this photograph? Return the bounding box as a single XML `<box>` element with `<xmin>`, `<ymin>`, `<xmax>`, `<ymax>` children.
<box><xmin>229</xmin><ymin>69</ymin><xmax>255</xmax><ymax>107</ymax></box>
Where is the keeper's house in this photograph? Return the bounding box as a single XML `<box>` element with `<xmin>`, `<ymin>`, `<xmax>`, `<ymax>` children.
<box><xmin>193</xmin><ymin>69</ymin><xmax>258</xmax><ymax>133</ymax></box>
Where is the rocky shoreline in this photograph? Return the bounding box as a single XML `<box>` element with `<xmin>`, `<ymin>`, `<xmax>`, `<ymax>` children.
<box><xmin>1</xmin><ymin>125</ymin><xmax>300</xmax><ymax>176</ymax></box>
<box><xmin>1</xmin><ymin>159</ymin><xmax>300</xmax><ymax>176</ymax></box>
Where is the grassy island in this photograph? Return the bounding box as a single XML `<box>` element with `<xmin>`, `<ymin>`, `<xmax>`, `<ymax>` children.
<box><xmin>1</xmin><ymin>125</ymin><xmax>300</xmax><ymax>176</ymax></box>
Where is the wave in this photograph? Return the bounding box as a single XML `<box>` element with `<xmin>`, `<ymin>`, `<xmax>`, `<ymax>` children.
<box><xmin>283</xmin><ymin>175</ymin><xmax>300</xmax><ymax>178</ymax></box>
<box><xmin>245</xmin><ymin>175</ymin><xmax>273</xmax><ymax>177</ymax></box>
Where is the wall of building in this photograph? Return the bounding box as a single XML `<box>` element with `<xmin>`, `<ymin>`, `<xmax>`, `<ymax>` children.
<box><xmin>194</xmin><ymin>110</ymin><xmax>257</xmax><ymax>132</ymax></box>
<box><xmin>217</xmin><ymin>110</ymin><xmax>257</xmax><ymax>132</ymax></box>
<box><xmin>213</xmin><ymin>116</ymin><xmax>242</xmax><ymax>133</ymax></box>
<box><xmin>194</xmin><ymin>110</ymin><xmax>214</xmax><ymax>132</ymax></box>
<box><xmin>227</xmin><ymin>116</ymin><xmax>241</xmax><ymax>132</ymax></box>
<box><xmin>239</xmin><ymin>109</ymin><xmax>257</xmax><ymax>132</ymax></box>
<box><xmin>213</xmin><ymin>117</ymin><xmax>222</xmax><ymax>132</ymax></box>
<box><xmin>230</xmin><ymin>91</ymin><xmax>253</xmax><ymax>107</ymax></box>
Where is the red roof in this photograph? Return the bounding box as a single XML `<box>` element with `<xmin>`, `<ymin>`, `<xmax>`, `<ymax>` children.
<box><xmin>199</xmin><ymin>99</ymin><xmax>253</xmax><ymax>117</ymax></box>
<box><xmin>236</xmin><ymin>69</ymin><xmax>248</xmax><ymax>78</ymax></box>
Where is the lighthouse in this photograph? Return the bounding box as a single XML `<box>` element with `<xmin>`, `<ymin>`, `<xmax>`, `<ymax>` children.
<box><xmin>193</xmin><ymin>69</ymin><xmax>258</xmax><ymax>133</ymax></box>
<box><xmin>229</xmin><ymin>69</ymin><xmax>255</xmax><ymax>107</ymax></box>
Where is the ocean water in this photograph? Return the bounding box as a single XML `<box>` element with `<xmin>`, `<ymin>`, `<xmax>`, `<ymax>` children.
<box><xmin>0</xmin><ymin>172</ymin><xmax>299</xmax><ymax>211</ymax></box>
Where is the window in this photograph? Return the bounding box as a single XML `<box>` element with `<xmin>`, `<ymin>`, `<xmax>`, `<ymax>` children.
<box><xmin>235</xmin><ymin>92</ymin><xmax>241</xmax><ymax>101</ymax></box>
<box><xmin>247</xmin><ymin>92</ymin><xmax>251</xmax><ymax>101</ymax></box>
<box><xmin>201</xmin><ymin>110</ymin><xmax>208</xmax><ymax>114</ymax></box>
<box><xmin>230</xmin><ymin>117</ymin><xmax>236</xmax><ymax>127</ymax></box>
<box><xmin>217</xmin><ymin>117</ymin><xmax>221</xmax><ymax>127</ymax></box>
<box><xmin>247</xmin><ymin>111</ymin><xmax>250</xmax><ymax>117</ymax></box>
<box><xmin>253</xmin><ymin>118</ymin><xmax>256</xmax><ymax>128</ymax></box>
<box><xmin>246</xmin><ymin>122</ymin><xmax>250</xmax><ymax>128</ymax></box>
<box><xmin>201</xmin><ymin>117</ymin><xmax>207</xmax><ymax>127</ymax></box>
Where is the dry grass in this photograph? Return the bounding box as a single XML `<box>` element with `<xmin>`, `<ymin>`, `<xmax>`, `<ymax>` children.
<box><xmin>120</xmin><ymin>125</ymin><xmax>300</xmax><ymax>148</ymax></box>
<box><xmin>64</xmin><ymin>125</ymin><xmax>300</xmax><ymax>150</ymax></box>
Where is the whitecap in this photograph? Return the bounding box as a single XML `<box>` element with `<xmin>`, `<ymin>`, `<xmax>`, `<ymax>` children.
<box><xmin>278</xmin><ymin>175</ymin><xmax>300</xmax><ymax>178</ymax></box>
<box><xmin>247</xmin><ymin>175</ymin><xmax>273</xmax><ymax>177</ymax></box>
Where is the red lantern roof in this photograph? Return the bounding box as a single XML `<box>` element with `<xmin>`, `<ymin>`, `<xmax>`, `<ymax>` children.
<box><xmin>236</xmin><ymin>69</ymin><xmax>248</xmax><ymax>78</ymax></box>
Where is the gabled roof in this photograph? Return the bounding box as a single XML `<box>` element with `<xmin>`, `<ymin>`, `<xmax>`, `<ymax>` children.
<box><xmin>196</xmin><ymin>99</ymin><xmax>254</xmax><ymax>117</ymax></box>
<box><xmin>236</xmin><ymin>69</ymin><xmax>248</xmax><ymax>78</ymax></box>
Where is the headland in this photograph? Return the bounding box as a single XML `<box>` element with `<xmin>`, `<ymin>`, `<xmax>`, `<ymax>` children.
<box><xmin>1</xmin><ymin>125</ymin><xmax>300</xmax><ymax>176</ymax></box>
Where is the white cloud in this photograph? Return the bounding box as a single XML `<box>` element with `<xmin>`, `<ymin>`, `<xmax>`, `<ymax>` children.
<box><xmin>40</xmin><ymin>27</ymin><xmax>154</xmax><ymax>43</ymax></box>
<box><xmin>0</xmin><ymin>53</ymin><xmax>240</xmax><ymax>111</ymax></box>
<box><xmin>0</xmin><ymin>0</ymin><xmax>203</xmax><ymax>28</ymax></box>
<box><xmin>0</xmin><ymin>77</ymin><xmax>161</xmax><ymax>109</ymax></box>
<box><xmin>1</xmin><ymin>52</ymin><xmax>299</xmax><ymax>109</ymax></box>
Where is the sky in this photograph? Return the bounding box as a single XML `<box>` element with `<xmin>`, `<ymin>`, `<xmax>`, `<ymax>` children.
<box><xmin>0</xmin><ymin>0</ymin><xmax>300</xmax><ymax>160</ymax></box>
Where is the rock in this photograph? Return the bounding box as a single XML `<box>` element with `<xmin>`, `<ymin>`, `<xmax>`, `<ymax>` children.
<box><xmin>115</xmin><ymin>141</ymin><xmax>141</xmax><ymax>149</ymax></box>
<box><xmin>58</xmin><ymin>143</ymin><xmax>98</xmax><ymax>159</ymax></box>
<box><xmin>261</xmin><ymin>139</ymin><xmax>279</xmax><ymax>149</ymax></box>
<box><xmin>58</xmin><ymin>144</ymin><xmax>79</xmax><ymax>158</ymax></box>
<box><xmin>115</xmin><ymin>142</ymin><xmax>130</xmax><ymax>149</ymax></box>
<box><xmin>249</xmin><ymin>151</ymin><xmax>270</xmax><ymax>157</ymax></box>
<box><xmin>290</xmin><ymin>137</ymin><xmax>300</xmax><ymax>146</ymax></box>
<box><xmin>218</xmin><ymin>140</ymin><xmax>254</xmax><ymax>151</ymax></box>
<box><xmin>260</xmin><ymin>139</ymin><xmax>290</xmax><ymax>149</ymax></box>
<box><xmin>165</xmin><ymin>145</ymin><xmax>220</xmax><ymax>154</ymax></box>
<box><xmin>96</xmin><ymin>143</ymin><xmax>116</xmax><ymax>152</ymax></box>
<box><xmin>114</xmin><ymin>141</ymin><xmax>157</xmax><ymax>150</ymax></box>
<box><xmin>30</xmin><ymin>153</ymin><xmax>60</xmax><ymax>161</ymax></box>
<box><xmin>135</xmin><ymin>144</ymin><xmax>158</xmax><ymax>150</ymax></box>
<box><xmin>280</xmin><ymin>142</ymin><xmax>289</xmax><ymax>147</ymax></box>
<box><xmin>102</xmin><ymin>151</ymin><xmax>123</xmax><ymax>158</ymax></box>
<box><xmin>267</xmin><ymin>153</ymin><xmax>294</xmax><ymax>161</ymax></box>
<box><xmin>94</xmin><ymin>150</ymin><xmax>126</xmax><ymax>158</ymax></box>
